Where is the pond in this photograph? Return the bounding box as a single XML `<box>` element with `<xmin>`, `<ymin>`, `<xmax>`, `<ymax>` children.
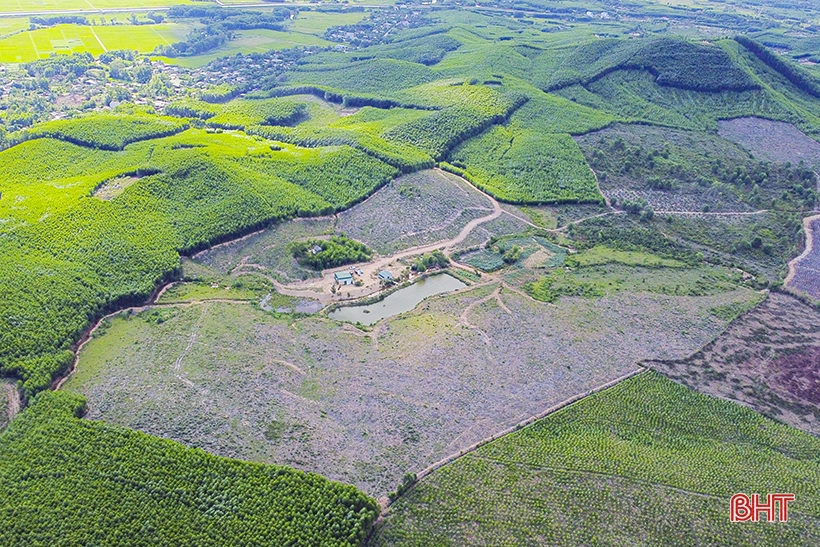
<box><xmin>328</xmin><ymin>273</ymin><xmax>467</xmax><ymax>325</ymax></box>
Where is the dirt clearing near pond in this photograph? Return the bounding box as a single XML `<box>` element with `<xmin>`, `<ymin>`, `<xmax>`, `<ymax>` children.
<box><xmin>647</xmin><ymin>291</ymin><xmax>820</xmax><ymax>435</ymax></box>
<box><xmin>64</xmin><ymin>284</ymin><xmax>760</xmax><ymax>497</ymax></box>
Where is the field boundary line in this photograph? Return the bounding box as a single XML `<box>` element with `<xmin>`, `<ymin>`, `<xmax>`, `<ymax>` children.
<box><xmin>378</xmin><ymin>366</ymin><xmax>647</xmax><ymax>514</ymax></box>
<box><xmin>90</xmin><ymin>26</ymin><xmax>107</xmax><ymax>52</ymax></box>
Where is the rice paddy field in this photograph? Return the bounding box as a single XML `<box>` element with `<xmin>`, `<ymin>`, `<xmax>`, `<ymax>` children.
<box><xmin>1</xmin><ymin>0</ymin><xmax>194</xmax><ymax>13</ymax></box>
<box><xmin>0</xmin><ymin>22</ymin><xmax>188</xmax><ymax>63</ymax></box>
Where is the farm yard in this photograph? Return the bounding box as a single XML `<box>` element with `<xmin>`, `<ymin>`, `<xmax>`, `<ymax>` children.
<box><xmin>62</xmin><ymin>283</ymin><xmax>760</xmax><ymax>497</ymax></box>
<box><xmin>648</xmin><ymin>291</ymin><xmax>820</xmax><ymax>435</ymax></box>
<box><xmin>371</xmin><ymin>372</ymin><xmax>820</xmax><ymax>547</ymax></box>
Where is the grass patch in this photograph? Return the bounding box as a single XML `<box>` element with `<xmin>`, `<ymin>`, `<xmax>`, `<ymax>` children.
<box><xmin>567</xmin><ymin>245</ymin><xmax>687</xmax><ymax>268</ymax></box>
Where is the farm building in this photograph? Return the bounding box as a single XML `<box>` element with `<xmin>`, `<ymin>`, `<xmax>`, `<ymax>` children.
<box><xmin>378</xmin><ymin>270</ymin><xmax>394</xmax><ymax>281</ymax></box>
<box><xmin>335</xmin><ymin>271</ymin><xmax>354</xmax><ymax>285</ymax></box>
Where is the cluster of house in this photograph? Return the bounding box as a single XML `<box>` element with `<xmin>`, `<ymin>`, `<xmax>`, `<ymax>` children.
<box><xmin>333</xmin><ymin>269</ymin><xmax>393</xmax><ymax>286</ymax></box>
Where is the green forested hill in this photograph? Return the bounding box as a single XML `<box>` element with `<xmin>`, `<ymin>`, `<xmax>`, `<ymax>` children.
<box><xmin>0</xmin><ymin>391</ymin><xmax>379</xmax><ymax>546</ymax></box>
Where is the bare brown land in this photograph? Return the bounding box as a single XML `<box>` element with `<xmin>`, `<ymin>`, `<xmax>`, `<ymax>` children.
<box><xmin>718</xmin><ymin>117</ymin><xmax>820</xmax><ymax>168</ymax></box>
<box><xmin>64</xmin><ymin>283</ymin><xmax>758</xmax><ymax>496</ymax></box>
<box><xmin>647</xmin><ymin>291</ymin><xmax>820</xmax><ymax>435</ymax></box>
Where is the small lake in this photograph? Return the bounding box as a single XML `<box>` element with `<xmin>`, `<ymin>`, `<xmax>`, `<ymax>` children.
<box><xmin>328</xmin><ymin>273</ymin><xmax>467</xmax><ymax>325</ymax></box>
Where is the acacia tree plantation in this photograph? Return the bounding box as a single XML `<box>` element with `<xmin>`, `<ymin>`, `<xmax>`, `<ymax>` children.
<box><xmin>2</xmin><ymin>0</ymin><xmax>820</xmax><ymax>545</ymax></box>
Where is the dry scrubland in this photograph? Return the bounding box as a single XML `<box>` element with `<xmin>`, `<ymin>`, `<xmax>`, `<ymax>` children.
<box><xmin>576</xmin><ymin>124</ymin><xmax>758</xmax><ymax>213</ymax></box>
<box><xmin>193</xmin><ymin>169</ymin><xmax>494</xmax><ymax>280</ymax></box>
<box><xmin>65</xmin><ymin>284</ymin><xmax>760</xmax><ymax>497</ymax></box>
<box><xmin>0</xmin><ymin>382</ymin><xmax>10</xmax><ymax>432</ymax></box>
<box><xmin>336</xmin><ymin>170</ymin><xmax>493</xmax><ymax>255</ymax></box>
<box><xmin>648</xmin><ymin>291</ymin><xmax>820</xmax><ymax>435</ymax></box>
<box><xmin>718</xmin><ymin>117</ymin><xmax>820</xmax><ymax>168</ymax></box>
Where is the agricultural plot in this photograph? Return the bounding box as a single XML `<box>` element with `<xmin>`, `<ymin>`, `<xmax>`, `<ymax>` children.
<box><xmin>525</xmin><ymin>261</ymin><xmax>745</xmax><ymax>303</ymax></box>
<box><xmin>173</xmin><ymin>98</ymin><xmax>306</xmax><ymax>130</ymax></box>
<box><xmin>371</xmin><ymin>372</ymin><xmax>820</xmax><ymax>547</ymax></box>
<box><xmin>62</xmin><ymin>285</ymin><xmax>759</xmax><ymax>496</ymax></box>
<box><xmin>0</xmin><ymin>390</ymin><xmax>378</xmax><ymax>547</ymax></box>
<box><xmin>790</xmin><ymin>217</ymin><xmax>820</xmax><ymax>299</ymax></box>
<box><xmin>2</xmin><ymin>0</ymin><xmax>195</xmax><ymax>12</ymax></box>
<box><xmin>155</xmin><ymin>29</ymin><xmax>333</xmax><ymax>69</ymax></box>
<box><xmin>460</xmin><ymin>234</ymin><xmax>567</xmax><ymax>272</ymax></box>
<box><xmin>560</xmin><ymin>69</ymin><xmax>792</xmax><ymax>132</ymax></box>
<box><xmin>718</xmin><ymin>117</ymin><xmax>820</xmax><ymax>168</ymax></box>
<box><xmin>649</xmin><ymin>291</ymin><xmax>820</xmax><ymax>435</ymax></box>
<box><xmin>537</xmin><ymin>37</ymin><xmax>759</xmax><ymax>93</ymax></box>
<box><xmin>336</xmin><ymin>169</ymin><xmax>492</xmax><ymax>255</ymax></box>
<box><xmin>288</xmin><ymin>11</ymin><xmax>368</xmax><ymax>37</ymax></box>
<box><xmin>0</xmin><ymin>23</ymin><xmax>188</xmax><ymax>63</ymax></box>
<box><xmin>27</xmin><ymin>113</ymin><xmax>188</xmax><ymax>150</ymax></box>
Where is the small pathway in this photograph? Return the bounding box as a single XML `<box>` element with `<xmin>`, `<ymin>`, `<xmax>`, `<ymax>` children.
<box><xmin>784</xmin><ymin>213</ymin><xmax>820</xmax><ymax>288</ymax></box>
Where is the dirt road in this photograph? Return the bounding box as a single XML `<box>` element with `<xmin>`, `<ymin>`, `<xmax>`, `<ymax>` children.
<box><xmin>261</xmin><ymin>169</ymin><xmax>504</xmax><ymax>304</ymax></box>
<box><xmin>784</xmin><ymin>213</ymin><xmax>820</xmax><ymax>287</ymax></box>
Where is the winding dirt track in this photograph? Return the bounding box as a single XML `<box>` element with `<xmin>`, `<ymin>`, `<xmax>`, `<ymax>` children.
<box><xmin>784</xmin><ymin>213</ymin><xmax>820</xmax><ymax>288</ymax></box>
<box><xmin>264</xmin><ymin>169</ymin><xmax>504</xmax><ymax>303</ymax></box>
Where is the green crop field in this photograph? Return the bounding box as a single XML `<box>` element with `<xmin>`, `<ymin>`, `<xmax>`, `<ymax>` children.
<box><xmin>154</xmin><ymin>29</ymin><xmax>333</xmax><ymax>69</ymax></box>
<box><xmin>2</xmin><ymin>0</ymin><xmax>195</xmax><ymax>12</ymax></box>
<box><xmin>372</xmin><ymin>372</ymin><xmax>820</xmax><ymax>546</ymax></box>
<box><xmin>0</xmin><ymin>23</ymin><xmax>188</xmax><ymax>63</ymax></box>
<box><xmin>288</xmin><ymin>11</ymin><xmax>369</xmax><ymax>36</ymax></box>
